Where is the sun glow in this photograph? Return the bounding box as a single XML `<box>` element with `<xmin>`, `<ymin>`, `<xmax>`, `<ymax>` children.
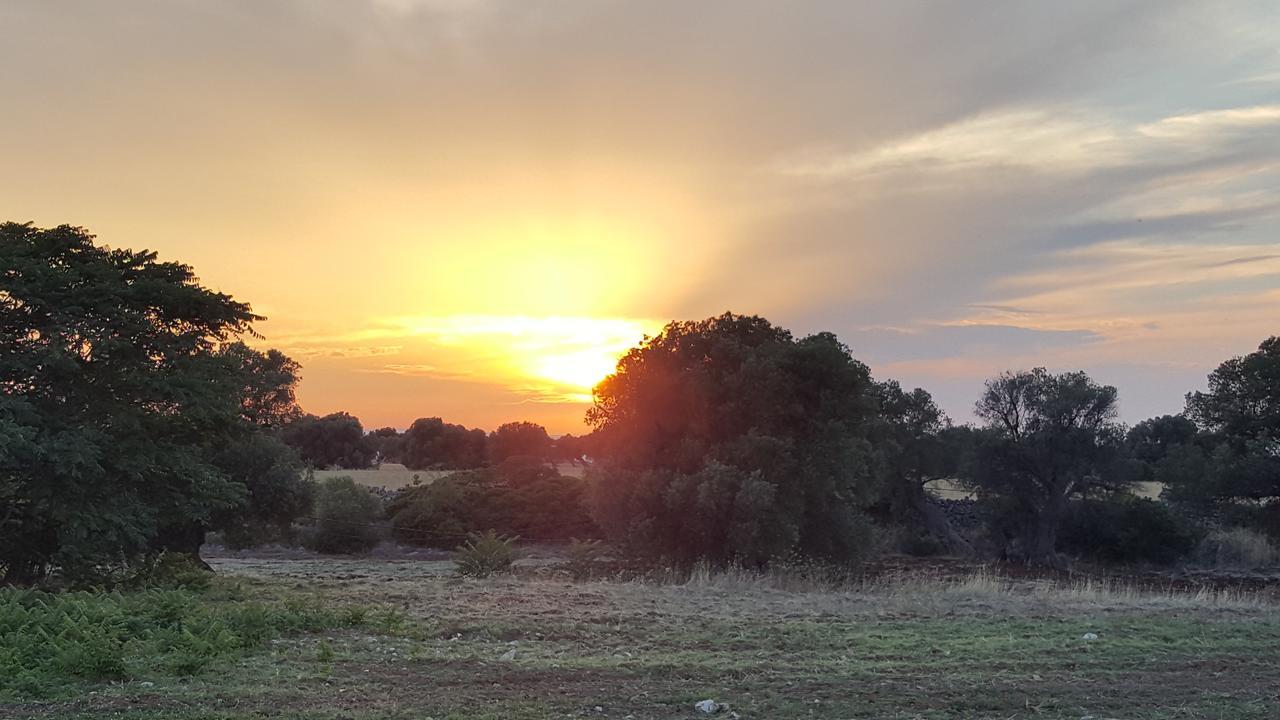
<box><xmin>385</xmin><ymin>315</ymin><xmax>660</xmax><ymax>403</ymax></box>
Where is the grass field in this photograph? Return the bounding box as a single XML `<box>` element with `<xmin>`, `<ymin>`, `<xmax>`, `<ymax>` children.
<box><xmin>4</xmin><ymin>557</ymin><xmax>1278</xmax><ymax>720</ymax></box>
<box><xmin>313</xmin><ymin>463</ymin><xmax>586</xmax><ymax>491</ymax></box>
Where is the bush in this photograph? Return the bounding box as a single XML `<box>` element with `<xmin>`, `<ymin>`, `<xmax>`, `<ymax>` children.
<box><xmin>302</xmin><ymin>477</ymin><xmax>383</xmax><ymax>554</ymax></box>
<box><xmin>1194</xmin><ymin>527</ymin><xmax>1280</xmax><ymax>569</ymax></box>
<box><xmin>454</xmin><ymin>531</ymin><xmax>518</xmax><ymax>578</ymax></box>
<box><xmin>1057</xmin><ymin>497</ymin><xmax>1200</xmax><ymax>566</ymax></box>
<box><xmin>388</xmin><ymin>468</ymin><xmax>597</xmax><ymax>547</ymax></box>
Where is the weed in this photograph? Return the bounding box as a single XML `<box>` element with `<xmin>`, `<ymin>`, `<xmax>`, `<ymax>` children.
<box><xmin>454</xmin><ymin>531</ymin><xmax>519</xmax><ymax>578</ymax></box>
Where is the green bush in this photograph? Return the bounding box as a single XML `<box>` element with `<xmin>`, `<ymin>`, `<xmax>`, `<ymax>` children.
<box><xmin>1057</xmin><ymin>497</ymin><xmax>1200</xmax><ymax>565</ymax></box>
<box><xmin>302</xmin><ymin>477</ymin><xmax>383</xmax><ymax>554</ymax></box>
<box><xmin>454</xmin><ymin>531</ymin><xmax>518</xmax><ymax>578</ymax></box>
<box><xmin>0</xmin><ymin>587</ymin><xmax>370</xmax><ymax>699</ymax></box>
<box><xmin>388</xmin><ymin>468</ymin><xmax>596</xmax><ymax>548</ymax></box>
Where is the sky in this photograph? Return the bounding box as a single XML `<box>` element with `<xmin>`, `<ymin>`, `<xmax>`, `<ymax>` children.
<box><xmin>3</xmin><ymin>1</ymin><xmax>1279</xmax><ymax>433</ymax></box>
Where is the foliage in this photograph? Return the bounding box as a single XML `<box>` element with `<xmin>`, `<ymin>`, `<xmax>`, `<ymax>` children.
<box><xmin>0</xmin><ymin>585</ymin><xmax>371</xmax><ymax>698</ymax></box>
<box><xmin>488</xmin><ymin>421</ymin><xmax>552</xmax><ymax>464</ymax></box>
<box><xmin>958</xmin><ymin>368</ymin><xmax>1131</xmax><ymax>567</ymax></box>
<box><xmin>302</xmin><ymin>477</ymin><xmax>383</xmax><ymax>554</ymax></box>
<box><xmin>1193</xmin><ymin>527</ymin><xmax>1280</xmax><ymax>569</ymax></box>
<box><xmin>0</xmin><ymin>222</ymin><xmax>310</xmax><ymax>583</ymax></box>
<box><xmin>210</xmin><ymin>433</ymin><xmax>314</xmax><ymax>550</ymax></box>
<box><xmin>1057</xmin><ymin>497</ymin><xmax>1200</xmax><ymax>566</ymax></box>
<box><xmin>387</xmin><ymin>466</ymin><xmax>596</xmax><ymax>547</ymax></box>
<box><xmin>400</xmin><ymin>417</ymin><xmax>488</xmax><ymax>470</ymax></box>
<box><xmin>282</xmin><ymin>412</ymin><xmax>375</xmax><ymax>470</ymax></box>
<box><xmin>453</xmin><ymin>531</ymin><xmax>518</xmax><ymax>577</ymax></box>
<box><xmin>871</xmin><ymin>382</ymin><xmax>973</xmax><ymax>554</ymax></box>
<box><xmin>586</xmin><ymin>313</ymin><xmax>880</xmax><ymax>566</ymax></box>
<box><xmin>367</xmin><ymin>426</ymin><xmax>404</xmax><ymax>465</ymax></box>
<box><xmin>1155</xmin><ymin>338</ymin><xmax>1280</xmax><ymax>530</ymax></box>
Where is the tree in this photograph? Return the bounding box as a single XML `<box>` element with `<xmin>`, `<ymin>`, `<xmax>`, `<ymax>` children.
<box><xmin>488</xmin><ymin>421</ymin><xmax>552</xmax><ymax>464</ymax></box>
<box><xmin>401</xmin><ymin>417</ymin><xmax>487</xmax><ymax>470</ymax></box>
<box><xmin>210</xmin><ymin>432</ymin><xmax>313</xmax><ymax>549</ymax></box>
<box><xmin>0</xmin><ymin>222</ymin><xmax>288</xmax><ymax>582</ymax></box>
<box><xmin>302</xmin><ymin>476</ymin><xmax>382</xmax><ymax>554</ymax></box>
<box><xmin>960</xmin><ymin>368</ymin><xmax>1129</xmax><ymax>568</ymax></box>
<box><xmin>1162</xmin><ymin>338</ymin><xmax>1280</xmax><ymax>531</ymax></box>
<box><xmin>282</xmin><ymin>412</ymin><xmax>375</xmax><ymax>469</ymax></box>
<box><xmin>586</xmin><ymin>313</ymin><xmax>880</xmax><ymax>566</ymax></box>
<box><xmin>872</xmin><ymin>381</ymin><xmax>972</xmax><ymax>555</ymax></box>
<box><xmin>367</xmin><ymin>427</ymin><xmax>404</xmax><ymax>465</ymax></box>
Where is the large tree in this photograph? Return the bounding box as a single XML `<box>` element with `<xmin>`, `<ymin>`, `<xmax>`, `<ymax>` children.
<box><xmin>1161</xmin><ymin>338</ymin><xmax>1280</xmax><ymax>531</ymax></box>
<box><xmin>585</xmin><ymin>313</ymin><xmax>881</xmax><ymax>566</ymax></box>
<box><xmin>872</xmin><ymin>381</ymin><xmax>973</xmax><ymax>555</ymax></box>
<box><xmin>281</xmin><ymin>412</ymin><xmax>375</xmax><ymax>469</ymax></box>
<box><xmin>401</xmin><ymin>417</ymin><xmax>488</xmax><ymax>470</ymax></box>
<box><xmin>0</xmin><ymin>222</ymin><xmax>308</xmax><ymax>582</ymax></box>
<box><xmin>961</xmin><ymin>368</ymin><xmax>1130</xmax><ymax>567</ymax></box>
<box><xmin>488</xmin><ymin>421</ymin><xmax>552</xmax><ymax>464</ymax></box>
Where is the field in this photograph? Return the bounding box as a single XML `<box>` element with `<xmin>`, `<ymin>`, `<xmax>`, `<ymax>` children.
<box><xmin>313</xmin><ymin>464</ymin><xmax>586</xmax><ymax>491</ymax></box>
<box><xmin>5</xmin><ymin>556</ymin><xmax>1279</xmax><ymax>720</ymax></box>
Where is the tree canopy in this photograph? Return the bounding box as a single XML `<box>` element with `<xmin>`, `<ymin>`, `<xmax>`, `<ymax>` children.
<box><xmin>0</xmin><ymin>222</ymin><xmax>310</xmax><ymax>582</ymax></box>
<box><xmin>281</xmin><ymin>412</ymin><xmax>375</xmax><ymax>470</ymax></box>
<box><xmin>960</xmin><ymin>368</ymin><xmax>1130</xmax><ymax>567</ymax></box>
<box><xmin>488</xmin><ymin>421</ymin><xmax>552</xmax><ymax>464</ymax></box>
<box><xmin>586</xmin><ymin>312</ymin><xmax>881</xmax><ymax>566</ymax></box>
<box><xmin>401</xmin><ymin>417</ymin><xmax>487</xmax><ymax>470</ymax></box>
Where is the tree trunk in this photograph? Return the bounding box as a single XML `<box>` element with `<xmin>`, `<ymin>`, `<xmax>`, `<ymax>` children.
<box><xmin>912</xmin><ymin>492</ymin><xmax>973</xmax><ymax>556</ymax></box>
<box><xmin>153</xmin><ymin>523</ymin><xmax>212</xmax><ymax>571</ymax></box>
<box><xmin>1026</xmin><ymin>507</ymin><xmax>1067</xmax><ymax>569</ymax></box>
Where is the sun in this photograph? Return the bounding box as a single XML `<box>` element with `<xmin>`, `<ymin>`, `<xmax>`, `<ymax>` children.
<box><xmin>388</xmin><ymin>314</ymin><xmax>659</xmax><ymax>403</ymax></box>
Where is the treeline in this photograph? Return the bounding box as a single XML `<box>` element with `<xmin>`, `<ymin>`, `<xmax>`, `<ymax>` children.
<box><xmin>279</xmin><ymin>413</ymin><xmax>590</xmax><ymax>471</ymax></box>
<box><xmin>2</xmin><ymin>223</ymin><xmax>1277</xmax><ymax>585</ymax></box>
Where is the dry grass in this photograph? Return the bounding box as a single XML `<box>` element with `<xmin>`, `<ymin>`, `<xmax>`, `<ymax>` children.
<box><xmin>1195</xmin><ymin>527</ymin><xmax>1280</xmax><ymax>569</ymax></box>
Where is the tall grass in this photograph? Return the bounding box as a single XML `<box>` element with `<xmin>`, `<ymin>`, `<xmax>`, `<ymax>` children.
<box><xmin>0</xmin><ymin>586</ymin><xmax>373</xmax><ymax>699</ymax></box>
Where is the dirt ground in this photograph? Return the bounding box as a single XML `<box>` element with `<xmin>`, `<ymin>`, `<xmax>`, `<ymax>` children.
<box><xmin>7</xmin><ymin>554</ymin><xmax>1279</xmax><ymax>720</ymax></box>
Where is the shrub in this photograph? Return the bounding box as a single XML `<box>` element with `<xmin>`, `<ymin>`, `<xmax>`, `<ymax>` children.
<box><xmin>388</xmin><ymin>468</ymin><xmax>597</xmax><ymax>547</ymax></box>
<box><xmin>0</xmin><ymin>587</ymin><xmax>372</xmax><ymax>698</ymax></box>
<box><xmin>1194</xmin><ymin>527</ymin><xmax>1280</xmax><ymax>569</ymax></box>
<box><xmin>565</xmin><ymin>538</ymin><xmax>608</xmax><ymax>580</ymax></box>
<box><xmin>453</xmin><ymin>531</ymin><xmax>518</xmax><ymax>578</ymax></box>
<box><xmin>1057</xmin><ymin>497</ymin><xmax>1200</xmax><ymax>566</ymax></box>
<box><xmin>302</xmin><ymin>477</ymin><xmax>383</xmax><ymax>554</ymax></box>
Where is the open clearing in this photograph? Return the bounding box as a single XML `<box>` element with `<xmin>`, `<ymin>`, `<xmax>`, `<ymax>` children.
<box><xmin>6</xmin><ymin>557</ymin><xmax>1279</xmax><ymax>720</ymax></box>
<box><xmin>313</xmin><ymin>464</ymin><xmax>586</xmax><ymax>491</ymax></box>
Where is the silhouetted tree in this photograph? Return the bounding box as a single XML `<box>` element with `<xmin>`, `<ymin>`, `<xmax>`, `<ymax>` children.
<box><xmin>959</xmin><ymin>368</ymin><xmax>1130</xmax><ymax>568</ymax></box>
<box><xmin>872</xmin><ymin>381</ymin><xmax>973</xmax><ymax>555</ymax></box>
<box><xmin>1157</xmin><ymin>338</ymin><xmax>1280</xmax><ymax>533</ymax></box>
<box><xmin>401</xmin><ymin>417</ymin><xmax>487</xmax><ymax>469</ymax></box>
<box><xmin>0</xmin><ymin>222</ymin><xmax>307</xmax><ymax>582</ymax></box>
<box><xmin>586</xmin><ymin>313</ymin><xmax>880</xmax><ymax>566</ymax></box>
<box><xmin>367</xmin><ymin>427</ymin><xmax>404</xmax><ymax>465</ymax></box>
<box><xmin>282</xmin><ymin>412</ymin><xmax>375</xmax><ymax>469</ymax></box>
<box><xmin>488</xmin><ymin>421</ymin><xmax>552</xmax><ymax>464</ymax></box>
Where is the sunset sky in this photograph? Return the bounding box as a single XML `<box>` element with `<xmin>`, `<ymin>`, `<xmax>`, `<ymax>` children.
<box><xmin>4</xmin><ymin>1</ymin><xmax>1279</xmax><ymax>433</ymax></box>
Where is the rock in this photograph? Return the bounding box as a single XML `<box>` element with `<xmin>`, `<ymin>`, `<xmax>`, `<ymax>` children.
<box><xmin>1082</xmin><ymin>632</ymin><xmax>1099</xmax><ymax>641</ymax></box>
<box><xmin>138</xmin><ymin>681</ymin><xmax>154</xmax><ymax>688</ymax></box>
<box><xmin>694</xmin><ymin>699</ymin><xmax>724</xmax><ymax>714</ymax></box>
<box><xmin>499</xmin><ymin>648</ymin><xmax>517</xmax><ymax>661</ymax></box>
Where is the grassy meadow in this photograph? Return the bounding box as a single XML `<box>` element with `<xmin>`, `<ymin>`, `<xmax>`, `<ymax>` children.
<box><xmin>4</xmin><ymin>556</ymin><xmax>1278</xmax><ymax>720</ymax></box>
<box><xmin>312</xmin><ymin>464</ymin><xmax>586</xmax><ymax>491</ymax></box>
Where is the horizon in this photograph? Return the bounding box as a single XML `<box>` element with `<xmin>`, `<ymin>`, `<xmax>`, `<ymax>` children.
<box><xmin>4</xmin><ymin>1</ymin><xmax>1278</xmax><ymax>433</ymax></box>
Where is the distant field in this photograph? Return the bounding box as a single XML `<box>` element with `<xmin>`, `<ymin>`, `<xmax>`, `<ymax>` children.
<box><xmin>313</xmin><ymin>462</ymin><xmax>587</xmax><ymax>490</ymax></box>
<box><xmin>8</xmin><ymin>556</ymin><xmax>1278</xmax><ymax>719</ymax></box>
